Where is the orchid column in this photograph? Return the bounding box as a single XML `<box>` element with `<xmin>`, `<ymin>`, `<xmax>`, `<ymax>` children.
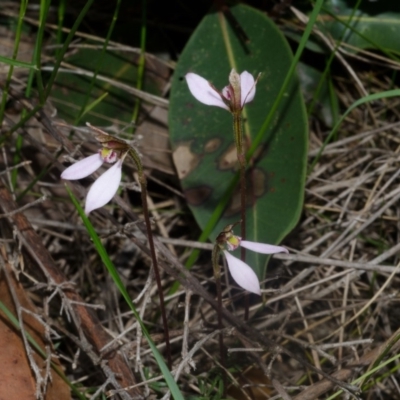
<box><xmin>186</xmin><ymin>69</ymin><xmax>258</xmax><ymax>262</ymax></box>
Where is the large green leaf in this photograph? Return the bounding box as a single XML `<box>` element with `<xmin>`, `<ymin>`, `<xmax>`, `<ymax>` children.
<box><xmin>318</xmin><ymin>0</ymin><xmax>400</xmax><ymax>55</ymax></box>
<box><xmin>169</xmin><ymin>4</ymin><xmax>308</xmax><ymax>279</ymax></box>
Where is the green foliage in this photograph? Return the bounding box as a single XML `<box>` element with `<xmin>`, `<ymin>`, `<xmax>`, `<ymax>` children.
<box><xmin>309</xmin><ymin>88</ymin><xmax>400</xmax><ymax>172</ymax></box>
<box><xmin>297</xmin><ymin>62</ymin><xmax>339</xmax><ymax>128</ymax></box>
<box><xmin>184</xmin><ymin>373</ymin><xmax>225</xmax><ymax>400</ymax></box>
<box><xmin>319</xmin><ymin>0</ymin><xmax>400</xmax><ymax>56</ymax></box>
<box><xmin>169</xmin><ymin>4</ymin><xmax>308</xmax><ymax>278</ymax></box>
<box><xmin>50</xmin><ymin>49</ymin><xmax>158</xmax><ymax>125</ymax></box>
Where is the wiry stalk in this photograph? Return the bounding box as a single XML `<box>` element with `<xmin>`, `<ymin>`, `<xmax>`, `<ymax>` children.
<box><xmin>211</xmin><ymin>245</ymin><xmax>226</xmax><ymax>393</ymax></box>
<box><xmin>128</xmin><ymin>148</ymin><xmax>172</xmax><ymax>369</ymax></box>
<box><xmin>232</xmin><ymin>112</ymin><xmax>250</xmax><ymax>320</ymax></box>
<box><xmin>232</xmin><ymin>112</ymin><xmax>246</xmax><ymax>261</ymax></box>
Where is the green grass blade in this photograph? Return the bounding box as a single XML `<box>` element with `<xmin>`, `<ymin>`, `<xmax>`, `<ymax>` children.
<box><xmin>248</xmin><ymin>0</ymin><xmax>324</xmax><ymax>159</ymax></box>
<box><xmin>80</xmin><ymin>92</ymin><xmax>109</xmax><ymax>119</ymax></box>
<box><xmin>307</xmin><ymin>0</ymin><xmax>362</xmax><ymax>119</ymax></box>
<box><xmin>31</xmin><ymin>0</ymin><xmax>52</xmax><ymax>103</ymax></box>
<box><xmin>321</xmin><ymin>3</ymin><xmax>400</xmax><ymax>62</ymax></box>
<box><xmin>0</xmin><ymin>0</ymin><xmax>29</xmax><ymax>189</ymax></box>
<box><xmin>326</xmin><ymin>353</ymin><xmax>400</xmax><ymax>399</ymax></box>
<box><xmin>56</xmin><ymin>0</ymin><xmax>66</xmax><ymax>59</ymax></box>
<box><xmin>130</xmin><ymin>0</ymin><xmax>147</xmax><ymax>128</ymax></box>
<box><xmin>0</xmin><ymin>55</ymin><xmax>36</xmax><ymax>69</ymax></box>
<box><xmin>43</xmin><ymin>0</ymin><xmax>96</xmax><ymax>100</ymax></box>
<box><xmin>0</xmin><ymin>0</ymin><xmax>28</xmax><ymax>126</ymax></box>
<box><xmin>75</xmin><ymin>0</ymin><xmax>122</xmax><ymax>124</ymax></box>
<box><xmin>65</xmin><ymin>185</ymin><xmax>184</xmax><ymax>400</ymax></box>
<box><xmin>309</xmin><ymin>89</ymin><xmax>400</xmax><ymax>172</ymax></box>
<box><xmin>1</xmin><ymin>1</ymin><xmax>96</xmax><ymax>144</ymax></box>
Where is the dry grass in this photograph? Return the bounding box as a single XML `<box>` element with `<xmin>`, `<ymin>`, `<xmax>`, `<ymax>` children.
<box><xmin>1</xmin><ymin>4</ymin><xmax>400</xmax><ymax>400</ymax></box>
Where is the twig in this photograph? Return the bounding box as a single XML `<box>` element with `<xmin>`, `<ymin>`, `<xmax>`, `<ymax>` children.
<box><xmin>273</xmin><ymin>252</ymin><xmax>399</xmax><ymax>273</ymax></box>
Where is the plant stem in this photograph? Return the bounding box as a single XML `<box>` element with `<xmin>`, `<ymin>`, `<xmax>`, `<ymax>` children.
<box><xmin>212</xmin><ymin>245</ymin><xmax>226</xmax><ymax>393</ymax></box>
<box><xmin>233</xmin><ymin>112</ymin><xmax>250</xmax><ymax>320</ymax></box>
<box><xmin>232</xmin><ymin>112</ymin><xmax>246</xmax><ymax>257</ymax></box>
<box><xmin>129</xmin><ymin>149</ymin><xmax>172</xmax><ymax>369</ymax></box>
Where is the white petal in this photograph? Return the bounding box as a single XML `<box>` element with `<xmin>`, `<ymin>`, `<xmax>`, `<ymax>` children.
<box><xmin>241</xmin><ymin>240</ymin><xmax>288</xmax><ymax>254</ymax></box>
<box><xmin>185</xmin><ymin>73</ymin><xmax>229</xmax><ymax>110</ymax></box>
<box><xmin>61</xmin><ymin>154</ymin><xmax>103</xmax><ymax>180</ymax></box>
<box><xmin>223</xmin><ymin>250</ymin><xmax>261</xmax><ymax>295</ymax></box>
<box><xmin>240</xmin><ymin>71</ymin><xmax>256</xmax><ymax>106</ymax></box>
<box><xmin>85</xmin><ymin>161</ymin><xmax>122</xmax><ymax>214</ymax></box>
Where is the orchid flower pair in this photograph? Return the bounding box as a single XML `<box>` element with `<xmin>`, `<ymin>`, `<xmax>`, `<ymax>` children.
<box><xmin>187</xmin><ymin>70</ymin><xmax>288</xmax><ymax>294</ymax></box>
<box><xmin>62</xmin><ymin>70</ymin><xmax>256</xmax><ymax>215</ymax></box>
<box><xmin>215</xmin><ymin>225</ymin><xmax>288</xmax><ymax>295</ymax></box>
<box><xmin>61</xmin><ymin>127</ymin><xmax>129</xmax><ymax>214</ymax></box>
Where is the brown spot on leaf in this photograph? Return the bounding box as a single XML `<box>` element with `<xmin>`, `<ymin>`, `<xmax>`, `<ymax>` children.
<box><xmin>173</xmin><ymin>141</ymin><xmax>202</xmax><ymax>179</ymax></box>
<box><xmin>218</xmin><ymin>143</ymin><xmax>238</xmax><ymax>170</ymax></box>
<box><xmin>224</xmin><ymin>168</ymin><xmax>267</xmax><ymax>217</ymax></box>
<box><xmin>204</xmin><ymin>138</ymin><xmax>222</xmax><ymax>153</ymax></box>
<box><xmin>184</xmin><ymin>186</ymin><xmax>212</xmax><ymax>206</ymax></box>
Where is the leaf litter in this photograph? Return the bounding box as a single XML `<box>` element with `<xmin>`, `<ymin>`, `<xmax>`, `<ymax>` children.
<box><xmin>1</xmin><ymin>3</ymin><xmax>400</xmax><ymax>399</ymax></box>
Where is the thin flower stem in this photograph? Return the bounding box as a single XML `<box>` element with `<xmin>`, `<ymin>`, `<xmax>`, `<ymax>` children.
<box><xmin>232</xmin><ymin>112</ymin><xmax>250</xmax><ymax>320</ymax></box>
<box><xmin>211</xmin><ymin>245</ymin><xmax>226</xmax><ymax>392</ymax></box>
<box><xmin>128</xmin><ymin>149</ymin><xmax>172</xmax><ymax>369</ymax></box>
<box><xmin>232</xmin><ymin>112</ymin><xmax>246</xmax><ymax>258</ymax></box>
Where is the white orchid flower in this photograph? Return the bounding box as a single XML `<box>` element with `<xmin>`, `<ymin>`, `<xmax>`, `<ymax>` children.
<box><xmin>222</xmin><ymin>233</ymin><xmax>288</xmax><ymax>295</ymax></box>
<box><xmin>61</xmin><ymin>148</ymin><xmax>124</xmax><ymax>214</ymax></box>
<box><xmin>185</xmin><ymin>69</ymin><xmax>257</xmax><ymax>113</ymax></box>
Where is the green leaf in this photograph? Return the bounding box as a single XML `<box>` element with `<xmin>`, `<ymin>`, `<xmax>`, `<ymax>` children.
<box><xmin>169</xmin><ymin>4</ymin><xmax>308</xmax><ymax>279</ymax></box>
<box><xmin>319</xmin><ymin>0</ymin><xmax>400</xmax><ymax>55</ymax></box>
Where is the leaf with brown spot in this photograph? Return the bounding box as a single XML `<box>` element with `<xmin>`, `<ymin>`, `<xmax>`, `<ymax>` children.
<box><xmin>169</xmin><ymin>4</ymin><xmax>308</xmax><ymax>278</ymax></box>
